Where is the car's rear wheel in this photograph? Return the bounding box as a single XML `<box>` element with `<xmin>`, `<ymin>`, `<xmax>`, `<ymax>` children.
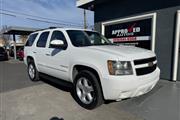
<box><xmin>28</xmin><ymin>61</ymin><xmax>39</xmax><ymax>81</ymax></box>
<box><xmin>74</xmin><ymin>70</ymin><xmax>104</xmax><ymax>109</ymax></box>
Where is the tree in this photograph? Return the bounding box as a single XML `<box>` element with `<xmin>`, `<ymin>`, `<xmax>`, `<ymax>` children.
<box><xmin>0</xmin><ymin>25</ymin><xmax>11</xmax><ymax>47</ymax></box>
<box><xmin>19</xmin><ymin>35</ymin><xmax>28</xmax><ymax>44</ymax></box>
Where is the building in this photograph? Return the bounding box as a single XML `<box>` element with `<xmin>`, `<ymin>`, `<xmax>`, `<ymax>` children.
<box><xmin>77</xmin><ymin>0</ymin><xmax>180</xmax><ymax>81</ymax></box>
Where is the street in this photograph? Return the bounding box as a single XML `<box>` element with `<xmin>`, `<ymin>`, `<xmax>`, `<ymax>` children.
<box><xmin>0</xmin><ymin>60</ymin><xmax>180</xmax><ymax>120</ymax></box>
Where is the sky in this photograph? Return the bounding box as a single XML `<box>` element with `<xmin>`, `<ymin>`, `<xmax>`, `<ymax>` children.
<box><xmin>0</xmin><ymin>0</ymin><xmax>94</xmax><ymax>29</ymax></box>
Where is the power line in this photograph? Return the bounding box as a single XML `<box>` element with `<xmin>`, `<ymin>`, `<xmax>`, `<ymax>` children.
<box><xmin>0</xmin><ymin>8</ymin><xmax>84</xmax><ymax>26</ymax></box>
<box><xmin>26</xmin><ymin>17</ymin><xmax>82</xmax><ymax>27</ymax></box>
<box><xmin>0</xmin><ymin>9</ymin><xmax>94</xmax><ymax>28</ymax></box>
<box><xmin>0</xmin><ymin>12</ymin><xmax>16</xmax><ymax>17</ymax></box>
<box><xmin>0</xmin><ymin>12</ymin><xmax>84</xmax><ymax>27</ymax></box>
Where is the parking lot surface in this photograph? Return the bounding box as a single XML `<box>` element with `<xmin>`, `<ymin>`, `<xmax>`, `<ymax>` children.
<box><xmin>0</xmin><ymin>60</ymin><xmax>180</xmax><ymax>120</ymax></box>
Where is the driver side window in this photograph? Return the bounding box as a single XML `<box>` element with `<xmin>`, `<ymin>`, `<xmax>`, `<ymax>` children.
<box><xmin>49</xmin><ymin>31</ymin><xmax>67</xmax><ymax>48</ymax></box>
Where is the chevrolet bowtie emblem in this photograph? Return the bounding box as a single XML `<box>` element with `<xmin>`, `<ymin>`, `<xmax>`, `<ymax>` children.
<box><xmin>148</xmin><ymin>62</ymin><xmax>154</xmax><ymax>67</ymax></box>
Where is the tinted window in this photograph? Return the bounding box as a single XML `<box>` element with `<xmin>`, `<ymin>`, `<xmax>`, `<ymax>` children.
<box><xmin>67</xmin><ymin>30</ymin><xmax>91</xmax><ymax>47</ymax></box>
<box><xmin>51</xmin><ymin>31</ymin><xmax>66</xmax><ymax>41</ymax></box>
<box><xmin>67</xmin><ymin>30</ymin><xmax>112</xmax><ymax>47</ymax></box>
<box><xmin>25</xmin><ymin>33</ymin><xmax>38</xmax><ymax>46</ymax></box>
<box><xmin>49</xmin><ymin>31</ymin><xmax>67</xmax><ymax>48</ymax></box>
<box><xmin>37</xmin><ymin>32</ymin><xmax>49</xmax><ymax>47</ymax></box>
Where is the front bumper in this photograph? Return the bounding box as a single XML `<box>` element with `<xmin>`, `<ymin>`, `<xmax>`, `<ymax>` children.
<box><xmin>101</xmin><ymin>67</ymin><xmax>160</xmax><ymax>100</ymax></box>
<box><xmin>0</xmin><ymin>54</ymin><xmax>8</xmax><ymax>61</ymax></box>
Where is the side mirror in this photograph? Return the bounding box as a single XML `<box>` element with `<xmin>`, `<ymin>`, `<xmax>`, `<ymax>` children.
<box><xmin>50</xmin><ymin>39</ymin><xmax>67</xmax><ymax>49</ymax></box>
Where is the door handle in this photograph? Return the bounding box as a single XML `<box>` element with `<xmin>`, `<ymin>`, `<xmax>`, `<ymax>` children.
<box><xmin>33</xmin><ymin>51</ymin><xmax>37</xmax><ymax>53</ymax></box>
<box><xmin>45</xmin><ymin>53</ymin><xmax>50</xmax><ymax>56</ymax></box>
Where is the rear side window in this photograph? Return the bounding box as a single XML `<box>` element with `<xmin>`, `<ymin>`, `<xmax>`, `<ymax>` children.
<box><xmin>25</xmin><ymin>33</ymin><xmax>38</xmax><ymax>46</ymax></box>
<box><xmin>37</xmin><ymin>31</ymin><xmax>49</xmax><ymax>48</ymax></box>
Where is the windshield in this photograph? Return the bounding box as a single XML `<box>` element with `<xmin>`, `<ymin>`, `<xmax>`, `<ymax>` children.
<box><xmin>67</xmin><ymin>30</ymin><xmax>113</xmax><ymax>47</ymax></box>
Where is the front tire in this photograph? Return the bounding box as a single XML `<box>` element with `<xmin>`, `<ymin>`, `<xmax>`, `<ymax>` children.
<box><xmin>28</xmin><ymin>62</ymin><xmax>39</xmax><ymax>81</ymax></box>
<box><xmin>73</xmin><ymin>70</ymin><xmax>104</xmax><ymax>109</ymax></box>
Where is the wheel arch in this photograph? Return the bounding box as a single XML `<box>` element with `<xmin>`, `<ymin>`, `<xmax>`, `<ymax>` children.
<box><xmin>26</xmin><ymin>56</ymin><xmax>39</xmax><ymax>71</ymax></box>
<box><xmin>27</xmin><ymin>56</ymin><xmax>34</xmax><ymax>64</ymax></box>
<box><xmin>71</xmin><ymin>64</ymin><xmax>105</xmax><ymax>100</ymax></box>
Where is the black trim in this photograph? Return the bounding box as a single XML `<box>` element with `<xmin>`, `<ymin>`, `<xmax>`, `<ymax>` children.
<box><xmin>39</xmin><ymin>72</ymin><xmax>73</xmax><ymax>88</ymax></box>
<box><xmin>134</xmin><ymin>56</ymin><xmax>156</xmax><ymax>65</ymax></box>
<box><xmin>136</xmin><ymin>64</ymin><xmax>157</xmax><ymax>76</ymax></box>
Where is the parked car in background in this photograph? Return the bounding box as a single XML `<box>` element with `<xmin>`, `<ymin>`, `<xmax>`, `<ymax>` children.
<box><xmin>0</xmin><ymin>47</ymin><xmax>8</xmax><ymax>61</ymax></box>
<box><xmin>17</xmin><ymin>47</ymin><xmax>24</xmax><ymax>61</ymax></box>
<box><xmin>9</xmin><ymin>43</ymin><xmax>24</xmax><ymax>57</ymax></box>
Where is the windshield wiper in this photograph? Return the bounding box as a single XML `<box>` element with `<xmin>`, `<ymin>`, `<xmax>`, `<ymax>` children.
<box><xmin>93</xmin><ymin>43</ymin><xmax>117</xmax><ymax>46</ymax></box>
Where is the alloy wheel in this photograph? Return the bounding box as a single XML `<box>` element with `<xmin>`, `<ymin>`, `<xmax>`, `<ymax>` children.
<box><xmin>76</xmin><ymin>77</ymin><xmax>94</xmax><ymax>104</ymax></box>
<box><xmin>28</xmin><ymin>64</ymin><xmax>35</xmax><ymax>79</ymax></box>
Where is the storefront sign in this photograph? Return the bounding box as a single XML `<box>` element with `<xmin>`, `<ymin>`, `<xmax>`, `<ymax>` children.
<box><xmin>104</xmin><ymin>18</ymin><xmax>152</xmax><ymax>49</ymax></box>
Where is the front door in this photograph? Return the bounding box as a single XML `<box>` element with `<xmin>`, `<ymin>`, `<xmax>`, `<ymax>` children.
<box><xmin>45</xmin><ymin>30</ymin><xmax>70</xmax><ymax>81</ymax></box>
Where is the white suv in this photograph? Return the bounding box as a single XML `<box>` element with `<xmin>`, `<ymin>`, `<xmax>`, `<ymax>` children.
<box><xmin>24</xmin><ymin>27</ymin><xmax>160</xmax><ymax>109</ymax></box>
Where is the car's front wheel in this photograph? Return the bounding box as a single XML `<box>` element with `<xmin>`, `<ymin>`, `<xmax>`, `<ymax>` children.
<box><xmin>28</xmin><ymin>62</ymin><xmax>39</xmax><ymax>81</ymax></box>
<box><xmin>74</xmin><ymin>70</ymin><xmax>104</xmax><ymax>109</ymax></box>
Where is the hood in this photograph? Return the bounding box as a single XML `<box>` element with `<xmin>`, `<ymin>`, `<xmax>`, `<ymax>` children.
<box><xmin>86</xmin><ymin>45</ymin><xmax>155</xmax><ymax>60</ymax></box>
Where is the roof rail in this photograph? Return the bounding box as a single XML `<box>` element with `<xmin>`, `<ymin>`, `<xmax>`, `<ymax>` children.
<box><xmin>36</xmin><ymin>26</ymin><xmax>63</xmax><ymax>31</ymax></box>
<box><xmin>34</xmin><ymin>27</ymin><xmax>53</xmax><ymax>32</ymax></box>
<box><xmin>48</xmin><ymin>27</ymin><xmax>57</xmax><ymax>29</ymax></box>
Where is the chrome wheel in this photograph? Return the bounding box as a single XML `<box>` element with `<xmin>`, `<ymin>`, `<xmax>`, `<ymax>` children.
<box><xmin>28</xmin><ymin>64</ymin><xmax>35</xmax><ymax>79</ymax></box>
<box><xmin>76</xmin><ymin>77</ymin><xmax>94</xmax><ymax>104</ymax></box>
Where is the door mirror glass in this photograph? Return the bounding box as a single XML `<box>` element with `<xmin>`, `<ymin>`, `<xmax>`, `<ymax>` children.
<box><xmin>50</xmin><ymin>39</ymin><xmax>67</xmax><ymax>49</ymax></box>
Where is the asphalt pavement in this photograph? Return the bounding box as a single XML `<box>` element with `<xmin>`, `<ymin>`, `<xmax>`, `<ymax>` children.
<box><xmin>0</xmin><ymin>60</ymin><xmax>180</xmax><ymax>120</ymax></box>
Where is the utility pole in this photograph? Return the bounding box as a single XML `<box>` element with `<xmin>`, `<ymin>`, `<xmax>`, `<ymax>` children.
<box><xmin>84</xmin><ymin>9</ymin><xmax>87</xmax><ymax>29</ymax></box>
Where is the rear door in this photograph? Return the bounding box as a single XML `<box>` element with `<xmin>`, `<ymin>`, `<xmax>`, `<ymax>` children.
<box><xmin>24</xmin><ymin>33</ymin><xmax>39</xmax><ymax>64</ymax></box>
<box><xmin>35</xmin><ymin>31</ymin><xmax>50</xmax><ymax>73</ymax></box>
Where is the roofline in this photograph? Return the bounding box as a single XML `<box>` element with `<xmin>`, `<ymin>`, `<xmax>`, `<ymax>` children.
<box><xmin>76</xmin><ymin>0</ymin><xmax>94</xmax><ymax>11</ymax></box>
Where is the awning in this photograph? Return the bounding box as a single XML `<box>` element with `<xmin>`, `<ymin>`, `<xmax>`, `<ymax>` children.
<box><xmin>2</xmin><ymin>26</ymin><xmax>39</xmax><ymax>35</ymax></box>
<box><xmin>1</xmin><ymin>26</ymin><xmax>39</xmax><ymax>60</ymax></box>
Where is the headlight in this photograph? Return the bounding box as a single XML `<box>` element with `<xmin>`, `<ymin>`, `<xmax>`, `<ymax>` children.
<box><xmin>107</xmin><ymin>60</ymin><xmax>133</xmax><ymax>75</ymax></box>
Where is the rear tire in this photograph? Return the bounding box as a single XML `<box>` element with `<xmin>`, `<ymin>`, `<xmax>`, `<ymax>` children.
<box><xmin>27</xmin><ymin>61</ymin><xmax>39</xmax><ymax>81</ymax></box>
<box><xmin>73</xmin><ymin>70</ymin><xmax>104</xmax><ymax>109</ymax></box>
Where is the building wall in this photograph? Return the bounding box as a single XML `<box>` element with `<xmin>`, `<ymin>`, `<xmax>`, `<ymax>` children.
<box><xmin>94</xmin><ymin>0</ymin><xmax>180</xmax><ymax>80</ymax></box>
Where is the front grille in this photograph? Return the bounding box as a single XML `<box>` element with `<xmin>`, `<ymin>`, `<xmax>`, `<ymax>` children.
<box><xmin>134</xmin><ymin>56</ymin><xmax>157</xmax><ymax>76</ymax></box>
<box><xmin>134</xmin><ymin>57</ymin><xmax>156</xmax><ymax>65</ymax></box>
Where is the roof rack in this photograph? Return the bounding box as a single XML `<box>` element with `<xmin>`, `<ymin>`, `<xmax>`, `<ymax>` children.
<box><xmin>34</xmin><ymin>26</ymin><xmax>63</xmax><ymax>32</ymax></box>
<box><xmin>48</xmin><ymin>27</ymin><xmax>57</xmax><ymax>29</ymax></box>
